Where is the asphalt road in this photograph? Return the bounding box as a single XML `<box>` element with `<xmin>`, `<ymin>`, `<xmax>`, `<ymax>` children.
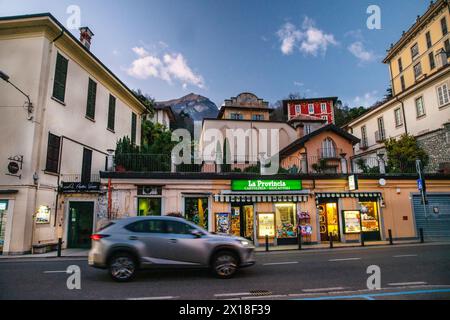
<box><xmin>1</xmin><ymin>243</ymin><xmax>449</xmax><ymax>300</ymax></box>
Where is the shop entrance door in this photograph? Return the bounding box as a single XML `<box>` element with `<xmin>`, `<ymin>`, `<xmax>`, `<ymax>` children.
<box><xmin>68</xmin><ymin>202</ymin><xmax>94</xmax><ymax>249</ymax></box>
<box><xmin>0</xmin><ymin>200</ymin><xmax>8</xmax><ymax>254</ymax></box>
<box><xmin>318</xmin><ymin>202</ymin><xmax>340</xmax><ymax>242</ymax></box>
<box><xmin>231</xmin><ymin>204</ymin><xmax>254</xmax><ymax>240</ymax></box>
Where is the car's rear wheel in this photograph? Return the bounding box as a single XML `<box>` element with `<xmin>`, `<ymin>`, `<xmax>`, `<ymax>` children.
<box><xmin>108</xmin><ymin>253</ymin><xmax>137</xmax><ymax>282</ymax></box>
<box><xmin>212</xmin><ymin>251</ymin><xmax>238</xmax><ymax>279</ymax></box>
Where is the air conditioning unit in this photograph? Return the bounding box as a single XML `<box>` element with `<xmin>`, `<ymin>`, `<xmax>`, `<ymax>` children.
<box><xmin>142</xmin><ymin>186</ymin><xmax>158</xmax><ymax>195</ymax></box>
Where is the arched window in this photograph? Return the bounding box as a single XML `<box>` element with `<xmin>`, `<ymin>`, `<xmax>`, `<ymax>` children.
<box><xmin>321</xmin><ymin>138</ymin><xmax>337</xmax><ymax>159</ymax></box>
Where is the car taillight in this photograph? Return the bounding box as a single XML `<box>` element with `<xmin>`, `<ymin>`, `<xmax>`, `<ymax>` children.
<box><xmin>90</xmin><ymin>234</ymin><xmax>109</xmax><ymax>241</ymax></box>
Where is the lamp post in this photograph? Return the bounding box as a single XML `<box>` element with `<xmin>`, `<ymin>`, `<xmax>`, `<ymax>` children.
<box><xmin>0</xmin><ymin>70</ymin><xmax>34</xmax><ymax>121</ymax></box>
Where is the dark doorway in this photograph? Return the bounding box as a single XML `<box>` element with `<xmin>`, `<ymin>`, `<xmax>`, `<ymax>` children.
<box><xmin>318</xmin><ymin>201</ymin><xmax>340</xmax><ymax>242</ymax></box>
<box><xmin>231</xmin><ymin>204</ymin><xmax>254</xmax><ymax>241</ymax></box>
<box><xmin>68</xmin><ymin>202</ymin><xmax>94</xmax><ymax>248</ymax></box>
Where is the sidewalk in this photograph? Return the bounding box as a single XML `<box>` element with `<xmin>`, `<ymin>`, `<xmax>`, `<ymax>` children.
<box><xmin>1</xmin><ymin>239</ymin><xmax>448</xmax><ymax>259</ymax></box>
<box><xmin>254</xmin><ymin>239</ymin><xmax>443</xmax><ymax>252</ymax></box>
<box><xmin>0</xmin><ymin>248</ymin><xmax>89</xmax><ymax>259</ymax></box>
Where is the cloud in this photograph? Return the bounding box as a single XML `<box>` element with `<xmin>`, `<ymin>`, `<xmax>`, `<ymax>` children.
<box><xmin>126</xmin><ymin>46</ymin><xmax>205</xmax><ymax>89</ymax></box>
<box><xmin>294</xmin><ymin>81</ymin><xmax>304</xmax><ymax>87</ymax></box>
<box><xmin>276</xmin><ymin>17</ymin><xmax>337</xmax><ymax>56</ymax></box>
<box><xmin>348</xmin><ymin>41</ymin><xmax>377</xmax><ymax>63</ymax></box>
<box><xmin>351</xmin><ymin>90</ymin><xmax>379</xmax><ymax>108</ymax></box>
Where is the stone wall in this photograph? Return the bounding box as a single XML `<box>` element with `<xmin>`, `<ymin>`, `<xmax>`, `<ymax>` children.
<box><xmin>417</xmin><ymin>122</ymin><xmax>450</xmax><ymax>173</ymax></box>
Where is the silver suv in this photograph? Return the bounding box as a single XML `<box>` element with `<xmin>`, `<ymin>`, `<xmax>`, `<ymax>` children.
<box><xmin>88</xmin><ymin>216</ymin><xmax>255</xmax><ymax>282</ymax></box>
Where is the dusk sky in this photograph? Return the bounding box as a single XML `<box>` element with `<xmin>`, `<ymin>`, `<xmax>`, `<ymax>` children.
<box><xmin>1</xmin><ymin>0</ymin><xmax>430</xmax><ymax>108</ymax></box>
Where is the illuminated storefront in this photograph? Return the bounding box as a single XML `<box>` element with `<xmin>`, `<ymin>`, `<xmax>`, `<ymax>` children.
<box><xmin>213</xmin><ymin>179</ymin><xmax>310</xmax><ymax>246</ymax></box>
<box><xmin>184</xmin><ymin>196</ymin><xmax>209</xmax><ymax>230</ymax></box>
<box><xmin>315</xmin><ymin>192</ymin><xmax>383</xmax><ymax>242</ymax></box>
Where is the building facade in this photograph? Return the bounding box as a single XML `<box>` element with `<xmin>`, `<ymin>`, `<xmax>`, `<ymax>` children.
<box><xmin>283</xmin><ymin>97</ymin><xmax>337</xmax><ymax>124</ymax></box>
<box><xmin>0</xmin><ymin>14</ymin><xmax>146</xmax><ymax>254</ymax></box>
<box><xmin>345</xmin><ymin>1</ymin><xmax>450</xmax><ymax>173</ymax></box>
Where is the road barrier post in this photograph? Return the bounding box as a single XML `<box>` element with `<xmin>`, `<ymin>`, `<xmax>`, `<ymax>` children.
<box><xmin>420</xmin><ymin>228</ymin><xmax>425</xmax><ymax>243</ymax></box>
<box><xmin>388</xmin><ymin>229</ymin><xmax>393</xmax><ymax>245</ymax></box>
<box><xmin>329</xmin><ymin>233</ymin><xmax>333</xmax><ymax>249</ymax></box>
<box><xmin>361</xmin><ymin>232</ymin><xmax>365</xmax><ymax>247</ymax></box>
<box><xmin>265</xmin><ymin>235</ymin><xmax>269</xmax><ymax>252</ymax></box>
<box><xmin>298</xmin><ymin>232</ymin><xmax>302</xmax><ymax>250</ymax></box>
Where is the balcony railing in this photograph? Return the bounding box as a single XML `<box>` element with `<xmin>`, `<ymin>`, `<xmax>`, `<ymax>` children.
<box><xmin>60</xmin><ymin>174</ymin><xmax>101</xmax><ymax>183</ymax></box>
<box><xmin>318</xmin><ymin>148</ymin><xmax>343</xmax><ymax>160</ymax></box>
<box><xmin>359</xmin><ymin>140</ymin><xmax>369</xmax><ymax>150</ymax></box>
<box><xmin>110</xmin><ymin>153</ymin><xmax>448</xmax><ymax>176</ymax></box>
<box><xmin>375</xmin><ymin>130</ymin><xmax>386</xmax><ymax>143</ymax></box>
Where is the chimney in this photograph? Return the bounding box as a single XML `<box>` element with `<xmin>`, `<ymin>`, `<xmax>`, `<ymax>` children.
<box><xmin>79</xmin><ymin>27</ymin><xmax>94</xmax><ymax>50</ymax></box>
<box><xmin>295</xmin><ymin>124</ymin><xmax>305</xmax><ymax>139</ymax></box>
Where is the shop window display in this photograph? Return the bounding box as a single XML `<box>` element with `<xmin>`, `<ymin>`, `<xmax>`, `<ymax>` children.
<box><xmin>185</xmin><ymin>197</ymin><xmax>209</xmax><ymax>230</ymax></box>
<box><xmin>138</xmin><ymin>198</ymin><xmax>162</xmax><ymax>216</ymax></box>
<box><xmin>359</xmin><ymin>201</ymin><xmax>380</xmax><ymax>232</ymax></box>
<box><xmin>275</xmin><ymin>204</ymin><xmax>297</xmax><ymax>239</ymax></box>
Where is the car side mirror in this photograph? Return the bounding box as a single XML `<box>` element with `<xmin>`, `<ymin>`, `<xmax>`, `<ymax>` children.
<box><xmin>190</xmin><ymin>229</ymin><xmax>203</xmax><ymax>238</ymax></box>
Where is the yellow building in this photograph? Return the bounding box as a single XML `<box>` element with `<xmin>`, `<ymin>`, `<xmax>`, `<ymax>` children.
<box><xmin>385</xmin><ymin>0</ymin><xmax>450</xmax><ymax>95</ymax></box>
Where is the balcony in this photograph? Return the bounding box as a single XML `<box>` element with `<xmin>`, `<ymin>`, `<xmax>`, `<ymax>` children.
<box><xmin>359</xmin><ymin>140</ymin><xmax>369</xmax><ymax>150</ymax></box>
<box><xmin>375</xmin><ymin>130</ymin><xmax>386</xmax><ymax>143</ymax></box>
<box><xmin>318</xmin><ymin>148</ymin><xmax>342</xmax><ymax>160</ymax></box>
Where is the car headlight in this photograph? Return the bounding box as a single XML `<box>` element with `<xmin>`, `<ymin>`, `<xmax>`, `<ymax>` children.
<box><xmin>239</xmin><ymin>240</ymin><xmax>250</xmax><ymax>247</ymax></box>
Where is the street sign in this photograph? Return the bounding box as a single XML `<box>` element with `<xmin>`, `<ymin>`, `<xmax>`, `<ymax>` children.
<box><xmin>417</xmin><ymin>179</ymin><xmax>423</xmax><ymax>191</ymax></box>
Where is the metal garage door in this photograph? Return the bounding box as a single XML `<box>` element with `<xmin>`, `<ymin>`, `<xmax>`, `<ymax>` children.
<box><xmin>412</xmin><ymin>194</ymin><xmax>450</xmax><ymax>240</ymax></box>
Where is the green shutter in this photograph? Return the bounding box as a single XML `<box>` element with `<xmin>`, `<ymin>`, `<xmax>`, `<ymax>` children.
<box><xmin>108</xmin><ymin>95</ymin><xmax>116</xmax><ymax>131</ymax></box>
<box><xmin>86</xmin><ymin>78</ymin><xmax>97</xmax><ymax>119</ymax></box>
<box><xmin>131</xmin><ymin>113</ymin><xmax>137</xmax><ymax>144</ymax></box>
<box><xmin>52</xmin><ymin>53</ymin><xmax>68</xmax><ymax>102</ymax></box>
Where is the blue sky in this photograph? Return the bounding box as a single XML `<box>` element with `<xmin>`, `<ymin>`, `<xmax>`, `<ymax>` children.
<box><xmin>0</xmin><ymin>0</ymin><xmax>430</xmax><ymax>108</ymax></box>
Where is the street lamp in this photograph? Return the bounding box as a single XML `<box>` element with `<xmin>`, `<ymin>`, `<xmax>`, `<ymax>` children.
<box><xmin>0</xmin><ymin>70</ymin><xmax>34</xmax><ymax>120</ymax></box>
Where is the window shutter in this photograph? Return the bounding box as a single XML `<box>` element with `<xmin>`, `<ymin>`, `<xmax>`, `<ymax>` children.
<box><xmin>131</xmin><ymin>112</ymin><xmax>137</xmax><ymax>144</ymax></box>
<box><xmin>86</xmin><ymin>79</ymin><xmax>97</xmax><ymax>119</ymax></box>
<box><xmin>52</xmin><ymin>53</ymin><xmax>68</xmax><ymax>102</ymax></box>
<box><xmin>45</xmin><ymin>133</ymin><xmax>61</xmax><ymax>173</ymax></box>
<box><xmin>108</xmin><ymin>95</ymin><xmax>116</xmax><ymax>131</ymax></box>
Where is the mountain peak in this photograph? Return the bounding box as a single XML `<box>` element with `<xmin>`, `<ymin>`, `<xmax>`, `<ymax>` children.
<box><xmin>156</xmin><ymin>93</ymin><xmax>219</xmax><ymax>122</ymax></box>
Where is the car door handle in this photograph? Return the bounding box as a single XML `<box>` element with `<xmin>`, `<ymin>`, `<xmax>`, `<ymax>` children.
<box><xmin>169</xmin><ymin>239</ymin><xmax>178</xmax><ymax>243</ymax></box>
<box><xmin>129</xmin><ymin>236</ymin><xmax>139</xmax><ymax>241</ymax></box>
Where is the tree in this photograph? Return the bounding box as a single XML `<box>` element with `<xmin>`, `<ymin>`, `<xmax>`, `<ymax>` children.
<box><xmin>334</xmin><ymin>100</ymin><xmax>368</xmax><ymax>127</ymax></box>
<box><xmin>133</xmin><ymin>89</ymin><xmax>155</xmax><ymax>117</ymax></box>
<box><xmin>384</xmin><ymin>134</ymin><xmax>429</xmax><ymax>173</ymax></box>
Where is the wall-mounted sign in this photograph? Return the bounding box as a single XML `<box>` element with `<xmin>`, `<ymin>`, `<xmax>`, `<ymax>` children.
<box><xmin>36</xmin><ymin>205</ymin><xmax>51</xmax><ymax>224</ymax></box>
<box><xmin>348</xmin><ymin>175</ymin><xmax>358</xmax><ymax>191</ymax></box>
<box><xmin>60</xmin><ymin>182</ymin><xmax>101</xmax><ymax>193</ymax></box>
<box><xmin>232</xmin><ymin>180</ymin><xmax>302</xmax><ymax>192</ymax></box>
<box><xmin>257</xmin><ymin>213</ymin><xmax>276</xmax><ymax>238</ymax></box>
<box><xmin>342</xmin><ymin>210</ymin><xmax>361</xmax><ymax>234</ymax></box>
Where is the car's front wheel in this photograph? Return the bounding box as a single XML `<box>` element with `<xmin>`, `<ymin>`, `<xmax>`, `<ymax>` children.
<box><xmin>108</xmin><ymin>253</ymin><xmax>137</xmax><ymax>282</ymax></box>
<box><xmin>212</xmin><ymin>251</ymin><xmax>239</xmax><ymax>279</ymax></box>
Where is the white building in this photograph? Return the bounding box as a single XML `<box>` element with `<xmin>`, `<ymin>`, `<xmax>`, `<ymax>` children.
<box><xmin>0</xmin><ymin>13</ymin><xmax>146</xmax><ymax>254</ymax></box>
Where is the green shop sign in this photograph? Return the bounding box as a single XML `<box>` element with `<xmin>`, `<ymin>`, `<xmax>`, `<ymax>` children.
<box><xmin>231</xmin><ymin>180</ymin><xmax>302</xmax><ymax>191</ymax></box>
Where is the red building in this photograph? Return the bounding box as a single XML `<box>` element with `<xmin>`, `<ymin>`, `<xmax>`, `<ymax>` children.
<box><xmin>283</xmin><ymin>97</ymin><xmax>338</xmax><ymax>124</ymax></box>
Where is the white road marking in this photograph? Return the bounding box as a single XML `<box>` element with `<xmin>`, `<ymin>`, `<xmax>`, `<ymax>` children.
<box><xmin>43</xmin><ymin>270</ymin><xmax>67</xmax><ymax>274</ymax></box>
<box><xmin>329</xmin><ymin>258</ymin><xmax>361</xmax><ymax>262</ymax></box>
<box><xmin>241</xmin><ymin>295</ymin><xmax>286</xmax><ymax>300</ymax></box>
<box><xmin>127</xmin><ymin>296</ymin><xmax>178</xmax><ymax>300</ymax></box>
<box><xmin>214</xmin><ymin>292</ymin><xmax>252</xmax><ymax>298</ymax></box>
<box><xmin>263</xmin><ymin>261</ymin><xmax>299</xmax><ymax>266</ymax></box>
<box><xmin>393</xmin><ymin>254</ymin><xmax>418</xmax><ymax>258</ymax></box>
<box><xmin>388</xmin><ymin>282</ymin><xmax>427</xmax><ymax>287</ymax></box>
<box><xmin>302</xmin><ymin>287</ymin><xmax>346</xmax><ymax>293</ymax></box>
